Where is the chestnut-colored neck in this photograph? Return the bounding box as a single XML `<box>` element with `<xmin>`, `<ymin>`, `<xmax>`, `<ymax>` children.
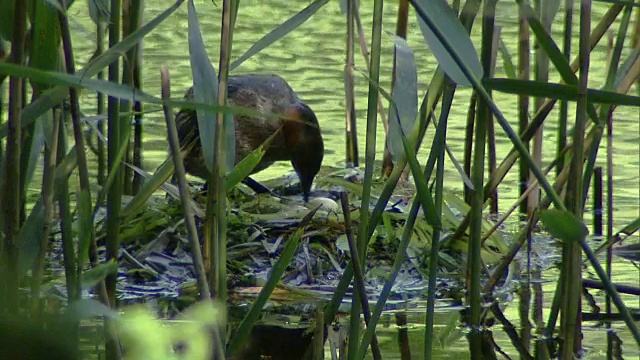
<box><xmin>281</xmin><ymin>105</ymin><xmax>321</xmax><ymax>151</ymax></box>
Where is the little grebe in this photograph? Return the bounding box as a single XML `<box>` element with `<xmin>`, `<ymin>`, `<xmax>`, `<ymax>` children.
<box><xmin>175</xmin><ymin>74</ymin><xmax>324</xmax><ymax>201</ymax></box>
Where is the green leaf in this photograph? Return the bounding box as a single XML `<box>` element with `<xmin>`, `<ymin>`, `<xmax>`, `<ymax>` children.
<box><xmin>388</xmin><ymin>36</ymin><xmax>418</xmax><ymax>163</ymax></box>
<box><xmin>540</xmin><ymin>0</ymin><xmax>561</xmax><ymax>28</ymax></box>
<box><xmin>120</xmin><ymin>159</ymin><xmax>176</xmax><ymax>219</ymax></box>
<box><xmin>0</xmin><ymin>62</ymin><xmax>159</xmax><ymax>103</ymax></box>
<box><xmin>23</xmin><ymin>115</ymin><xmax>46</xmax><ymax>193</ymax></box>
<box><xmin>187</xmin><ymin>0</ymin><xmax>218</xmax><ymax>175</ymax></box>
<box><xmin>400</xmin><ymin>130</ymin><xmax>441</xmax><ymax>228</ymax></box>
<box><xmin>438</xmin><ymin>312</ymin><xmax>465</xmax><ymax>348</ymax></box>
<box><xmin>76</xmin><ymin>189</ymin><xmax>93</xmax><ymax>268</ymax></box>
<box><xmin>539</xmin><ymin>209</ymin><xmax>589</xmax><ymax>243</ymax></box>
<box><xmin>120</xmin><ymin>159</ymin><xmax>205</xmax><ymax>220</ymax></box>
<box><xmin>616</xmin><ymin>217</ymin><xmax>640</xmax><ymax>239</ymax></box>
<box><xmin>97</xmin><ymin>126</ymin><xmax>132</xmax><ymax>204</ymax></box>
<box><xmin>65</xmin><ymin>299</ymin><xmax>118</xmax><ymax>320</ymax></box>
<box><xmin>338</xmin><ymin>0</ymin><xmax>348</xmax><ymax>14</ymax></box>
<box><xmin>614</xmin><ymin>48</ymin><xmax>640</xmax><ymax>88</ymax></box>
<box><xmin>0</xmin><ymin>63</ymin><xmax>256</xmax><ymax>127</ymax></box>
<box><xmin>0</xmin><ymin>0</ymin><xmax>185</xmax><ymax>138</ymax></box>
<box><xmin>43</xmin><ymin>0</ymin><xmax>66</xmax><ymax>14</ymax></box>
<box><xmin>335</xmin><ymin>234</ymin><xmax>349</xmax><ymax>253</ymax></box>
<box><xmin>224</xmin><ymin>127</ymin><xmax>280</xmax><ymax>189</ymax></box>
<box><xmin>30</xmin><ymin>0</ymin><xmax>61</xmax><ymax>85</ymax></box>
<box><xmin>515</xmin><ymin>0</ymin><xmax>601</xmax><ymax>124</ymax></box>
<box><xmin>0</xmin><ymin>0</ymin><xmax>16</xmax><ymax>40</ymax></box>
<box><xmin>497</xmin><ymin>38</ymin><xmax>517</xmax><ymax>79</ymax></box>
<box><xmin>412</xmin><ymin>0</ymin><xmax>482</xmax><ymax>87</ymax></box>
<box><xmin>18</xmin><ymin>197</ymin><xmax>45</xmax><ymax>278</ymax></box>
<box><xmin>23</xmin><ymin>0</ymin><xmax>61</xmax><ymax>196</ymax></box>
<box><xmin>483</xmin><ymin>78</ymin><xmax>640</xmax><ymax>107</ymax></box>
<box><xmin>224</xmin><ymin>146</ymin><xmax>264</xmax><ymax>189</ymax></box>
<box><xmin>82</xmin><ymin>0</ymin><xmax>181</xmax><ymax>79</ymax></box>
<box><xmin>53</xmin><ymin>145</ymin><xmax>78</xmax><ymax>198</ymax></box>
<box><xmin>87</xmin><ymin>0</ymin><xmax>110</xmax><ymax>27</ymax></box>
<box><xmin>81</xmin><ymin>259</ymin><xmax>119</xmax><ymax>289</ymax></box>
<box><xmin>357</xmin><ymin>68</ymin><xmax>441</xmax><ymax>228</ymax></box>
<box><xmin>516</xmin><ymin>0</ymin><xmax>574</xmax><ymax>84</ymax></box>
<box><xmin>223</xmin><ymin>111</ymin><xmax>236</xmax><ymax>174</ymax></box>
<box><xmin>230</xmin><ymin>0</ymin><xmax>329</xmax><ymax>71</ymax></box>
<box><xmin>381</xmin><ymin>212</ymin><xmax>396</xmax><ymax>241</ymax></box>
<box><xmin>227</xmin><ymin>206</ymin><xmax>320</xmax><ymax>356</ymax></box>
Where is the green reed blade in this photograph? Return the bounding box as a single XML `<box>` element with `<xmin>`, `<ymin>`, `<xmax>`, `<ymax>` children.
<box><xmin>226</xmin><ymin>207</ymin><xmax>320</xmax><ymax>356</ymax></box>
<box><xmin>387</xmin><ymin>37</ymin><xmax>418</xmax><ymax>164</ymax></box>
<box><xmin>231</xmin><ymin>0</ymin><xmax>329</xmax><ymax>71</ymax></box>
<box><xmin>483</xmin><ymin>78</ymin><xmax>640</xmax><ymax>106</ymax></box>
<box><xmin>187</xmin><ymin>0</ymin><xmax>218</xmax><ymax>175</ymax></box>
<box><xmin>0</xmin><ymin>0</ymin><xmax>186</xmax><ymax>139</ymax></box>
<box><xmin>414</xmin><ymin>0</ymin><xmax>482</xmax><ymax>87</ymax></box>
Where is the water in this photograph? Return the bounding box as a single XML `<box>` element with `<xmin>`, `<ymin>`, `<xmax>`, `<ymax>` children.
<box><xmin>19</xmin><ymin>0</ymin><xmax>640</xmax><ymax>358</ymax></box>
<box><xmin>65</xmin><ymin>0</ymin><xmax>639</xmax><ymax>229</ymax></box>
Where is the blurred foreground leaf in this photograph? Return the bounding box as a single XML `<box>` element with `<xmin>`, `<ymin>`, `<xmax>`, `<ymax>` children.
<box><xmin>81</xmin><ymin>259</ymin><xmax>118</xmax><ymax>289</ymax></box>
<box><xmin>540</xmin><ymin>209</ymin><xmax>589</xmax><ymax>243</ymax></box>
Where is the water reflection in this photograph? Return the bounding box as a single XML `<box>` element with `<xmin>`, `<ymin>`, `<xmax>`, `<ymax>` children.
<box><xmin>60</xmin><ymin>1</ymin><xmax>640</xmax><ymax>358</ymax></box>
<box><xmin>67</xmin><ymin>0</ymin><xmax>638</xmax><ymax>229</ymax></box>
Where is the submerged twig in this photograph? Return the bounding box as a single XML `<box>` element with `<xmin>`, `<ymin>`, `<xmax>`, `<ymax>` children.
<box><xmin>120</xmin><ymin>248</ymin><xmax>159</xmax><ymax>278</ymax></box>
<box><xmin>491</xmin><ymin>303</ymin><xmax>533</xmax><ymax>360</ymax></box>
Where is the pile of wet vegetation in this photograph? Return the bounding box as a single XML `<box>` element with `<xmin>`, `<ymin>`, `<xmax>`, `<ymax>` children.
<box><xmin>89</xmin><ymin>167</ymin><xmax>514</xmax><ymax>313</ymax></box>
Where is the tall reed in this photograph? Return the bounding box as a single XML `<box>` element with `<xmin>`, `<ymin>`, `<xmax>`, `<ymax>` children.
<box><xmin>1</xmin><ymin>0</ymin><xmax>28</xmax><ymax>314</ymax></box>
<box><xmin>344</xmin><ymin>1</ymin><xmax>383</xmax><ymax>357</ymax></box>
<box><xmin>344</xmin><ymin>0</ymin><xmax>358</xmax><ymax>167</ymax></box>
<box><xmin>105</xmin><ymin>1</ymin><xmax>124</xmax><ymax>358</ymax></box>
<box><xmin>0</xmin><ymin>1</ymin><xmax>638</xmax><ymax>358</ymax></box>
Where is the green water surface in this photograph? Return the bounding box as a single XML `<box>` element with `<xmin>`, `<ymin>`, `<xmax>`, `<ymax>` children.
<box><xmin>63</xmin><ymin>0</ymin><xmax>639</xmax><ymax>228</ymax></box>
<box><xmin>13</xmin><ymin>0</ymin><xmax>640</xmax><ymax>358</ymax></box>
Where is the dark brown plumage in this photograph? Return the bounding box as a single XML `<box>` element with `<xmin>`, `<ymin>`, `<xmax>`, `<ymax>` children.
<box><xmin>175</xmin><ymin>74</ymin><xmax>324</xmax><ymax>201</ymax></box>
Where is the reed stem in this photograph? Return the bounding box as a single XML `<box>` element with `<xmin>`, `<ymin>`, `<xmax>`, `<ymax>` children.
<box><xmin>1</xmin><ymin>0</ymin><xmax>28</xmax><ymax>314</ymax></box>
<box><xmin>160</xmin><ymin>66</ymin><xmax>210</xmax><ymax>300</ymax></box>
<box><xmin>344</xmin><ymin>0</ymin><xmax>358</xmax><ymax>167</ymax></box>
<box><xmin>106</xmin><ymin>1</ymin><xmax>124</xmax><ymax>358</ymax></box>
<box><xmin>350</xmin><ymin>0</ymin><xmax>383</xmax><ymax>356</ymax></box>
<box><xmin>560</xmin><ymin>0</ymin><xmax>591</xmax><ymax>356</ymax></box>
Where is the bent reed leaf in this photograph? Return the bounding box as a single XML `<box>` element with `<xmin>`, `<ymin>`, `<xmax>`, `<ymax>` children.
<box><xmin>412</xmin><ymin>0</ymin><xmax>482</xmax><ymax>87</ymax></box>
<box><xmin>539</xmin><ymin>209</ymin><xmax>589</xmax><ymax>243</ymax></box>
<box><xmin>388</xmin><ymin>36</ymin><xmax>418</xmax><ymax>163</ymax></box>
<box><xmin>227</xmin><ymin>206</ymin><xmax>320</xmax><ymax>356</ymax></box>
<box><xmin>0</xmin><ymin>0</ymin><xmax>185</xmax><ymax>138</ymax></box>
<box><xmin>81</xmin><ymin>260</ymin><xmax>119</xmax><ymax>290</ymax></box>
<box><xmin>484</xmin><ymin>78</ymin><xmax>640</xmax><ymax>106</ymax></box>
<box><xmin>187</xmin><ymin>0</ymin><xmax>218</xmax><ymax>175</ymax></box>
<box><xmin>230</xmin><ymin>0</ymin><xmax>329</xmax><ymax>71</ymax></box>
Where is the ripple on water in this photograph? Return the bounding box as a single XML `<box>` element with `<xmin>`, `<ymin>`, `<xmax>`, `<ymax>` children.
<box><xmin>60</xmin><ymin>0</ymin><xmax>639</xmax><ymax>228</ymax></box>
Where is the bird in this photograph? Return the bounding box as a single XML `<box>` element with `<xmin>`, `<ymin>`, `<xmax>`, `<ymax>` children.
<box><xmin>175</xmin><ymin>74</ymin><xmax>324</xmax><ymax>202</ymax></box>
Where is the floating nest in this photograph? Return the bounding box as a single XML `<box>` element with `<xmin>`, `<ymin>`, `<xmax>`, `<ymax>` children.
<box><xmin>89</xmin><ymin>165</ymin><xmax>518</xmax><ymax>317</ymax></box>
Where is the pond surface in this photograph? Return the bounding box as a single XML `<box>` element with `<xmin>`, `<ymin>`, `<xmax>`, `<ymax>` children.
<box><xmin>65</xmin><ymin>0</ymin><xmax>639</xmax><ymax>230</ymax></box>
<box><xmin>60</xmin><ymin>0</ymin><xmax>640</xmax><ymax>358</ymax></box>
